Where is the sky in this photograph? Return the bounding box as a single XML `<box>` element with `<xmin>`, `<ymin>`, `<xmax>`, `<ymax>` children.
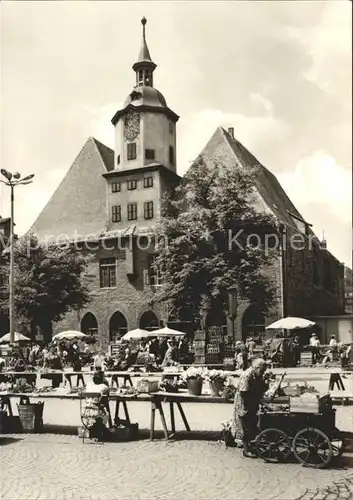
<box><xmin>0</xmin><ymin>0</ymin><xmax>352</xmax><ymax>266</ymax></box>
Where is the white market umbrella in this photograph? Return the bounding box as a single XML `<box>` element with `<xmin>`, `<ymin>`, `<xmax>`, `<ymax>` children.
<box><xmin>0</xmin><ymin>332</ymin><xmax>30</xmax><ymax>343</ymax></box>
<box><xmin>52</xmin><ymin>330</ymin><xmax>88</xmax><ymax>341</ymax></box>
<box><xmin>121</xmin><ymin>328</ymin><xmax>150</xmax><ymax>341</ymax></box>
<box><xmin>149</xmin><ymin>326</ymin><xmax>186</xmax><ymax>338</ymax></box>
<box><xmin>266</xmin><ymin>317</ymin><xmax>315</xmax><ymax>330</ymax></box>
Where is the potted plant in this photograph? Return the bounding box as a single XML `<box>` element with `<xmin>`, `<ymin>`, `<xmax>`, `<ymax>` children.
<box><xmin>182</xmin><ymin>367</ymin><xmax>205</xmax><ymax>396</ymax></box>
<box><xmin>204</xmin><ymin>369</ymin><xmax>228</xmax><ymax>397</ymax></box>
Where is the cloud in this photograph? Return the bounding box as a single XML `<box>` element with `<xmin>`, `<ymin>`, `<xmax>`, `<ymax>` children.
<box><xmin>278</xmin><ymin>151</ymin><xmax>352</xmax><ymax>224</ymax></box>
<box><xmin>277</xmin><ymin>151</ymin><xmax>352</xmax><ymax>265</ymax></box>
<box><xmin>83</xmin><ymin>102</ymin><xmax>121</xmax><ymax>149</ymax></box>
<box><xmin>178</xmin><ymin>105</ymin><xmax>289</xmax><ymax>176</ymax></box>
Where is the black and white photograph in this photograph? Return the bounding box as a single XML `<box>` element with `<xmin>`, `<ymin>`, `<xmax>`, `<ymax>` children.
<box><xmin>0</xmin><ymin>1</ymin><xmax>352</xmax><ymax>499</ymax></box>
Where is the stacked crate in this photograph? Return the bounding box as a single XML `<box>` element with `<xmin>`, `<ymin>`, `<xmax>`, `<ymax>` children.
<box><xmin>223</xmin><ymin>344</ymin><xmax>235</xmax><ymax>368</ymax></box>
<box><xmin>193</xmin><ymin>330</ymin><xmax>206</xmax><ymax>364</ymax></box>
<box><xmin>205</xmin><ymin>327</ymin><xmax>224</xmax><ymax>364</ymax></box>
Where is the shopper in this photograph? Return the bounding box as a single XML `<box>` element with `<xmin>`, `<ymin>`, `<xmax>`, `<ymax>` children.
<box><xmin>233</xmin><ymin>358</ymin><xmax>269</xmax><ymax>457</ymax></box>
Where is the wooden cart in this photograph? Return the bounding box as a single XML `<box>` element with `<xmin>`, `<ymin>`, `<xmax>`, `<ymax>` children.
<box><xmin>254</xmin><ymin>403</ymin><xmax>344</xmax><ymax>469</ymax></box>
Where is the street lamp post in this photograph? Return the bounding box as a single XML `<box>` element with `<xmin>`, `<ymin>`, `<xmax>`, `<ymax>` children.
<box><xmin>228</xmin><ymin>285</ymin><xmax>238</xmax><ymax>340</ymax></box>
<box><xmin>0</xmin><ymin>169</ymin><xmax>35</xmax><ymax>345</ymax></box>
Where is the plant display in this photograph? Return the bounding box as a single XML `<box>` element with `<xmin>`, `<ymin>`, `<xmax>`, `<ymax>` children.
<box><xmin>203</xmin><ymin>369</ymin><xmax>228</xmax><ymax>383</ymax></box>
<box><xmin>159</xmin><ymin>379</ymin><xmax>182</xmax><ymax>393</ymax></box>
<box><xmin>181</xmin><ymin>367</ymin><xmax>206</xmax><ymax>381</ymax></box>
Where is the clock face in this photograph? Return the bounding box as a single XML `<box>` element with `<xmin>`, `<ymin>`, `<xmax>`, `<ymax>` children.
<box><xmin>124</xmin><ymin>110</ymin><xmax>141</xmax><ymax>140</ymax></box>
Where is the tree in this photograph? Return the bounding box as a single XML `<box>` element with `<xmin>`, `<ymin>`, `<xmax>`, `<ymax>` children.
<box><xmin>0</xmin><ymin>234</ymin><xmax>90</xmax><ymax>342</ymax></box>
<box><xmin>154</xmin><ymin>157</ymin><xmax>279</xmax><ymax>326</ymax></box>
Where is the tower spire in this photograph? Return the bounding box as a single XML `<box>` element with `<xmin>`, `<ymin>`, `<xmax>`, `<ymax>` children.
<box><xmin>133</xmin><ymin>17</ymin><xmax>156</xmax><ymax>87</ymax></box>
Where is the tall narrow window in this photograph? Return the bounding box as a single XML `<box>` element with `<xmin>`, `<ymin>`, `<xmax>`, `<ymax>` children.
<box><xmin>117</xmin><ymin>155</ymin><xmax>120</xmax><ymax>166</ymax></box>
<box><xmin>112</xmin><ymin>205</ymin><xmax>121</xmax><ymax>223</ymax></box>
<box><xmin>127</xmin><ymin>180</ymin><xmax>137</xmax><ymax>190</ymax></box>
<box><xmin>144</xmin><ymin>201</ymin><xmax>154</xmax><ymax>220</ymax></box>
<box><xmin>127</xmin><ymin>143</ymin><xmax>137</xmax><ymax>160</ymax></box>
<box><xmin>169</xmin><ymin>146</ymin><xmax>174</xmax><ymax>165</ymax></box>
<box><xmin>144</xmin><ymin>176</ymin><xmax>153</xmax><ymax>188</ymax></box>
<box><xmin>169</xmin><ymin>122</ymin><xmax>173</xmax><ymax>134</ymax></box>
<box><xmin>127</xmin><ymin>203</ymin><xmax>137</xmax><ymax>221</ymax></box>
<box><xmin>111</xmin><ymin>182</ymin><xmax>121</xmax><ymax>193</ymax></box>
<box><xmin>99</xmin><ymin>258</ymin><xmax>116</xmax><ymax>288</ymax></box>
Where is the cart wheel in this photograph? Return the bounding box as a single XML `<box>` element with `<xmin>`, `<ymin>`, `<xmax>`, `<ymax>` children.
<box><xmin>331</xmin><ymin>430</ymin><xmax>345</xmax><ymax>458</ymax></box>
<box><xmin>254</xmin><ymin>428</ymin><xmax>292</xmax><ymax>463</ymax></box>
<box><xmin>292</xmin><ymin>428</ymin><xmax>333</xmax><ymax>469</ymax></box>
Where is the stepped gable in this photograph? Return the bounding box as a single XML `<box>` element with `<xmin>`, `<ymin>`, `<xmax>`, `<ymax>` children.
<box><xmin>29</xmin><ymin>137</ymin><xmax>111</xmax><ymax>242</ymax></box>
<box><xmin>197</xmin><ymin>126</ymin><xmax>310</xmax><ymax>231</ymax></box>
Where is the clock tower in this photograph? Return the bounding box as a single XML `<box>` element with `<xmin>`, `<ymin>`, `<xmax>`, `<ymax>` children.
<box><xmin>111</xmin><ymin>17</ymin><xmax>179</xmax><ymax>173</ymax></box>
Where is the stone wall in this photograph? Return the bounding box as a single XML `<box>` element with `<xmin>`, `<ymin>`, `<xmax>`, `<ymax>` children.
<box><xmin>53</xmin><ymin>239</ymin><xmax>168</xmax><ymax>348</ymax></box>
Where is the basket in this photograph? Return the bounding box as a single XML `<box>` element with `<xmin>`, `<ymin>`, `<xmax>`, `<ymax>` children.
<box><xmin>17</xmin><ymin>398</ymin><xmax>44</xmax><ymax>433</ymax></box>
<box><xmin>136</xmin><ymin>379</ymin><xmax>159</xmax><ymax>393</ymax></box>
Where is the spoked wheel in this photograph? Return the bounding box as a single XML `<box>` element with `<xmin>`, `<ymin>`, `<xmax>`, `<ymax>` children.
<box><xmin>292</xmin><ymin>428</ymin><xmax>333</xmax><ymax>469</ymax></box>
<box><xmin>331</xmin><ymin>430</ymin><xmax>345</xmax><ymax>458</ymax></box>
<box><xmin>254</xmin><ymin>428</ymin><xmax>292</xmax><ymax>463</ymax></box>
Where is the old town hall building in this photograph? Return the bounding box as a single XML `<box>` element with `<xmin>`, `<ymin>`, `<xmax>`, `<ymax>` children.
<box><xmin>28</xmin><ymin>18</ymin><xmax>348</xmax><ymax>347</ymax></box>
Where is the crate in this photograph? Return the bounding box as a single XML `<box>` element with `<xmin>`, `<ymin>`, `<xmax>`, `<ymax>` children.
<box><xmin>136</xmin><ymin>379</ymin><xmax>159</xmax><ymax>393</ymax></box>
<box><xmin>300</xmin><ymin>352</ymin><xmax>313</xmax><ymax>366</ymax></box>
<box><xmin>205</xmin><ymin>354</ymin><xmax>221</xmax><ymax>364</ymax></box>
<box><xmin>289</xmin><ymin>395</ymin><xmax>331</xmax><ymax>414</ymax></box>
<box><xmin>107</xmin><ymin>423</ymin><xmax>139</xmax><ymax>441</ymax></box>
<box><xmin>194</xmin><ymin>331</ymin><xmax>206</xmax><ymax>341</ymax></box>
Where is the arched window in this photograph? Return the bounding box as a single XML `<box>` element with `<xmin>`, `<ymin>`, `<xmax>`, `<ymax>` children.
<box><xmin>241</xmin><ymin>305</ymin><xmax>265</xmax><ymax>342</ymax></box>
<box><xmin>109</xmin><ymin>311</ymin><xmax>128</xmax><ymax>342</ymax></box>
<box><xmin>139</xmin><ymin>310</ymin><xmax>159</xmax><ymax>331</ymax></box>
<box><xmin>80</xmin><ymin>312</ymin><xmax>98</xmax><ymax>337</ymax></box>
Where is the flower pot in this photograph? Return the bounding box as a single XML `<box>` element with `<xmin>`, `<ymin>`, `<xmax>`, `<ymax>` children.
<box><xmin>187</xmin><ymin>378</ymin><xmax>203</xmax><ymax>396</ymax></box>
<box><xmin>209</xmin><ymin>379</ymin><xmax>224</xmax><ymax>397</ymax></box>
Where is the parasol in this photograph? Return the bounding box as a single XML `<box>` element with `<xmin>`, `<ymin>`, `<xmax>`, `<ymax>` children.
<box><xmin>121</xmin><ymin>328</ymin><xmax>150</xmax><ymax>341</ymax></box>
<box><xmin>52</xmin><ymin>330</ymin><xmax>88</xmax><ymax>341</ymax></box>
<box><xmin>266</xmin><ymin>317</ymin><xmax>315</xmax><ymax>330</ymax></box>
<box><xmin>0</xmin><ymin>332</ymin><xmax>30</xmax><ymax>343</ymax></box>
<box><xmin>149</xmin><ymin>326</ymin><xmax>186</xmax><ymax>338</ymax></box>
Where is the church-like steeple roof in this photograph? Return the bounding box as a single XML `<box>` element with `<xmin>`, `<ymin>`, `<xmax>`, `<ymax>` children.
<box><xmin>133</xmin><ymin>17</ymin><xmax>156</xmax><ymax>71</ymax></box>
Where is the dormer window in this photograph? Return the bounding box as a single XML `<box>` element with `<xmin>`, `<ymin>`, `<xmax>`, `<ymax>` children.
<box><xmin>130</xmin><ymin>91</ymin><xmax>141</xmax><ymax>102</ymax></box>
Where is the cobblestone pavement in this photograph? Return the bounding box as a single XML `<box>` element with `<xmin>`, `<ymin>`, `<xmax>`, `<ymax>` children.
<box><xmin>1</xmin><ymin>433</ymin><xmax>352</xmax><ymax>500</ymax></box>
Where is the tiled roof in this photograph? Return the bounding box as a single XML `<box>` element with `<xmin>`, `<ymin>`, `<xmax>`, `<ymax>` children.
<box><xmin>94</xmin><ymin>138</ymin><xmax>114</xmax><ymax>171</ymax></box>
<box><xmin>29</xmin><ymin>137</ymin><xmax>109</xmax><ymax>241</ymax></box>
<box><xmin>197</xmin><ymin>126</ymin><xmax>310</xmax><ymax>231</ymax></box>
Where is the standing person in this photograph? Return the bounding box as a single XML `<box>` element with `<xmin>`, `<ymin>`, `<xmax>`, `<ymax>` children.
<box><xmin>246</xmin><ymin>337</ymin><xmax>256</xmax><ymax>359</ymax></box>
<box><xmin>72</xmin><ymin>350</ymin><xmax>85</xmax><ymax>387</ymax></box>
<box><xmin>93</xmin><ymin>351</ymin><xmax>106</xmax><ymax>372</ymax></box>
<box><xmin>234</xmin><ymin>341</ymin><xmax>248</xmax><ymax>370</ymax></box>
<box><xmin>233</xmin><ymin>358</ymin><xmax>269</xmax><ymax>457</ymax></box>
<box><xmin>292</xmin><ymin>335</ymin><xmax>301</xmax><ymax>366</ymax></box>
<box><xmin>310</xmin><ymin>334</ymin><xmax>321</xmax><ymax>364</ymax></box>
<box><xmin>329</xmin><ymin>335</ymin><xmax>338</xmax><ymax>362</ymax></box>
<box><xmin>158</xmin><ymin>339</ymin><xmax>168</xmax><ymax>365</ymax></box>
<box><xmin>43</xmin><ymin>347</ymin><xmax>63</xmax><ymax>388</ymax></box>
<box><xmin>161</xmin><ymin>339</ymin><xmax>178</xmax><ymax>367</ymax></box>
